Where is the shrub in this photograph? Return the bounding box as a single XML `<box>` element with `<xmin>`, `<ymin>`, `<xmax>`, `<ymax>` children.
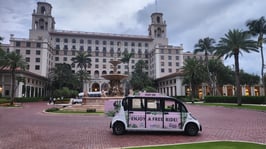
<box><xmin>53</xmin><ymin>87</ymin><xmax>78</xmax><ymax>98</ymax></box>
<box><xmin>204</xmin><ymin>96</ymin><xmax>265</xmax><ymax>104</ymax></box>
<box><xmin>174</xmin><ymin>96</ymin><xmax>199</xmax><ymax>103</ymax></box>
<box><xmin>14</xmin><ymin>97</ymin><xmax>43</xmax><ymax>102</ymax></box>
<box><xmin>86</xmin><ymin>108</ymin><xmax>96</xmax><ymax>112</ymax></box>
<box><xmin>45</xmin><ymin>107</ymin><xmax>59</xmax><ymax>112</ymax></box>
<box><xmin>54</xmin><ymin>98</ymin><xmax>70</xmax><ymax>104</ymax></box>
<box><xmin>242</xmin><ymin>96</ymin><xmax>266</xmax><ymax>104</ymax></box>
<box><xmin>174</xmin><ymin>96</ymin><xmax>187</xmax><ymax>102</ymax></box>
<box><xmin>143</xmin><ymin>86</ymin><xmax>157</xmax><ymax>92</ymax></box>
<box><xmin>0</xmin><ymin>98</ymin><xmax>10</xmax><ymax>104</ymax></box>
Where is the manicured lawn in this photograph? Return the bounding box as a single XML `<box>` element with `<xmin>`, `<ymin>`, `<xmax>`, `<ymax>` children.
<box><xmin>126</xmin><ymin>141</ymin><xmax>265</xmax><ymax>149</ymax></box>
<box><xmin>45</xmin><ymin>107</ymin><xmax>104</xmax><ymax>115</ymax></box>
<box><xmin>195</xmin><ymin>103</ymin><xmax>266</xmax><ymax>111</ymax></box>
<box><xmin>53</xmin><ymin>110</ymin><xmax>103</xmax><ymax>115</ymax></box>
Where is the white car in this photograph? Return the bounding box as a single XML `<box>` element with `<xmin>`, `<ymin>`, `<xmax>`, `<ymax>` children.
<box><xmin>71</xmin><ymin>98</ymin><xmax>83</xmax><ymax>104</ymax></box>
<box><xmin>110</xmin><ymin>93</ymin><xmax>202</xmax><ymax>136</ymax></box>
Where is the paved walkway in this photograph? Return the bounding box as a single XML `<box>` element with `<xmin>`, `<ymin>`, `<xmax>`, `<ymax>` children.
<box><xmin>0</xmin><ymin>102</ymin><xmax>265</xmax><ymax>149</ymax></box>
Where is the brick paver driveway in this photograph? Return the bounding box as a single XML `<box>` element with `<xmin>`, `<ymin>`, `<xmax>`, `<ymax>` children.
<box><xmin>0</xmin><ymin>102</ymin><xmax>265</xmax><ymax>149</ymax></box>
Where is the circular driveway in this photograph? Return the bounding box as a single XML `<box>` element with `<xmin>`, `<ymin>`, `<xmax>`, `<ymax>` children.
<box><xmin>0</xmin><ymin>102</ymin><xmax>265</xmax><ymax>149</ymax></box>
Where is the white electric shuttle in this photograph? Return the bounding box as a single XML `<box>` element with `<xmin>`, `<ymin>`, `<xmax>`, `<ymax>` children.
<box><xmin>110</xmin><ymin>93</ymin><xmax>202</xmax><ymax>136</ymax></box>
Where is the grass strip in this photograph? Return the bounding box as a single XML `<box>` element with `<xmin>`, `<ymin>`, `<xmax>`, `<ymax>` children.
<box><xmin>195</xmin><ymin>103</ymin><xmax>266</xmax><ymax>111</ymax></box>
<box><xmin>126</xmin><ymin>141</ymin><xmax>265</xmax><ymax>149</ymax></box>
<box><xmin>49</xmin><ymin>109</ymin><xmax>104</xmax><ymax>115</ymax></box>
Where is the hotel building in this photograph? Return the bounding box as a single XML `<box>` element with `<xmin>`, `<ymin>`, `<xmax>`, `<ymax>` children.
<box><xmin>0</xmin><ymin>2</ymin><xmax>263</xmax><ymax>98</ymax></box>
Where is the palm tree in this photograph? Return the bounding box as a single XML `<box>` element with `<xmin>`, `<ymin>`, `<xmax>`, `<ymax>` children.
<box><xmin>121</xmin><ymin>51</ymin><xmax>134</xmax><ymax>95</ymax></box>
<box><xmin>182</xmin><ymin>58</ymin><xmax>206</xmax><ymax>101</ymax></box>
<box><xmin>194</xmin><ymin>37</ymin><xmax>216</xmax><ymax>95</ymax></box>
<box><xmin>71</xmin><ymin>51</ymin><xmax>91</xmax><ymax>71</ymax></box>
<box><xmin>120</xmin><ymin>51</ymin><xmax>134</xmax><ymax>75</ymax></box>
<box><xmin>71</xmin><ymin>51</ymin><xmax>91</xmax><ymax>94</ymax></box>
<box><xmin>215</xmin><ymin>29</ymin><xmax>258</xmax><ymax>106</ymax></box>
<box><xmin>246</xmin><ymin>16</ymin><xmax>266</xmax><ymax>96</ymax></box>
<box><xmin>0</xmin><ymin>52</ymin><xmax>27</xmax><ymax>105</ymax></box>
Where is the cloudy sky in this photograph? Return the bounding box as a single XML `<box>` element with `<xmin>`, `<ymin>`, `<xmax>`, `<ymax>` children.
<box><xmin>0</xmin><ymin>0</ymin><xmax>265</xmax><ymax>75</ymax></box>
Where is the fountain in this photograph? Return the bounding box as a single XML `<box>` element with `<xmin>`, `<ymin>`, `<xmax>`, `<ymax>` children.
<box><xmin>63</xmin><ymin>59</ymin><xmax>128</xmax><ymax>113</ymax></box>
<box><xmin>101</xmin><ymin>60</ymin><xmax>128</xmax><ymax>96</ymax></box>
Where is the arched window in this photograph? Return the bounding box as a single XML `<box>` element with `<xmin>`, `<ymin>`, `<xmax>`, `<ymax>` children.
<box><xmin>41</xmin><ymin>6</ymin><xmax>46</xmax><ymax>14</ymax></box>
<box><xmin>94</xmin><ymin>70</ymin><xmax>99</xmax><ymax>78</ymax></box>
<box><xmin>124</xmin><ymin>48</ymin><xmax>128</xmax><ymax>53</ymax></box>
<box><xmin>39</xmin><ymin>19</ymin><xmax>45</xmax><ymax>30</ymax></box>
<box><xmin>138</xmin><ymin>49</ymin><xmax>142</xmax><ymax>55</ymax></box>
<box><xmin>45</xmin><ymin>22</ymin><xmax>48</xmax><ymax>30</ymax></box>
<box><xmin>95</xmin><ymin>40</ymin><xmax>99</xmax><ymax>45</ymax></box>
<box><xmin>157</xmin><ymin>16</ymin><xmax>160</xmax><ymax>23</ymax></box>
<box><xmin>157</xmin><ymin>27</ymin><xmax>161</xmax><ymax>37</ymax></box>
<box><xmin>35</xmin><ymin>21</ymin><xmax>38</xmax><ymax>29</ymax></box>
<box><xmin>110</xmin><ymin>48</ymin><xmax>114</xmax><ymax>54</ymax></box>
<box><xmin>102</xmin><ymin>70</ymin><xmax>107</xmax><ymax>75</ymax></box>
<box><xmin>72</xmin><ymin>39</ymin><xmax>76</xmax><ymax>43</ymax></box>
<box><xmin>145</xmin><ymin>49</ymin><xmax>149</xmax><ymax>58</ymax></box>
<box><xmin>103</xmin><ymin>47</ymin><xmax>107</xmax><ymax>53</ymax></box>
<box><xmin>131</xmin><ymin>48</ymin><xmax>135</xmax><ymax>53</ymax></box>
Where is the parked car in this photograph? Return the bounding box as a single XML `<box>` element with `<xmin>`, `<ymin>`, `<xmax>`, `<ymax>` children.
<box><xmin>71</xmin><ymin>98</ymin><xmax>83</xmax><ymax>104</ymax></box>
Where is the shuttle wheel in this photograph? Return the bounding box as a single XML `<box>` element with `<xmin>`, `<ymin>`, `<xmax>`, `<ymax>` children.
<box><xmin>185</xmin><ymin>123</ymin><xmax>199</xmax><ymax>136</ymax></box>
<box><xmin>113</xmin><ymin>122</ymin><xmax>125</xmax><ymax>135</ymax></box>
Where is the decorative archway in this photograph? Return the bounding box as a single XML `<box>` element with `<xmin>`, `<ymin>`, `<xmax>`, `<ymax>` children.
<box><xmin>101</xmin><ymin>83</ymin><xmax>109</xmax><ymax>92</ymax></box>
<box><xmin>91</xmin><ymin>83</ymin><xmax>100</xmax><ymax>92</ymax></box>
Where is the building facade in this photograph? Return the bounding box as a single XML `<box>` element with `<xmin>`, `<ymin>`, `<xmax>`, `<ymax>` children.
<box><xmin>2</xmin><ymin>2</ymin><xmax>262</xmax><ymax>98</ymax></box>
<box><xmin>0</xmin><ymin>2</ymin><xmax>185</xmax><ymax>97</ymax></box>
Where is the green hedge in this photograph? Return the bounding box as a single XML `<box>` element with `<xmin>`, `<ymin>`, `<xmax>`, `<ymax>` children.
<box><xmin>45</xmin><ymin>107</ymin><xmax>60</xmax><ymax>112</ymax></box>
<box><xmin>54</xmin><ymin>99</ymin><xmax>70</xmax><ymax>104</ymax></box>
<box><xmin>174</xmin><ymin>96</ymin><xmax>199</xmax><ymax>103</ymax></box>
<box><xmin>2</xmin><ymin>97</ymin><xmax>70</xmax><ymax>104</ymax></box>
<box><xmin>14</xmin><ymin>97</ymin><xmax>44</xmax><ymax>102</ymax></box>
<box><xmin>173</xmin><ymin>96</ymin><xmax>187</xmax><ymax>101</ymax></box>
<box><xmin>204</xmin><ymin>96</ymin><xmax>266</xmax><ymax>104</ymax></box>
<box><xmin>0</xmin><ymin>99</ymin><xmax>10</xmax><ymax>104</ymax></box>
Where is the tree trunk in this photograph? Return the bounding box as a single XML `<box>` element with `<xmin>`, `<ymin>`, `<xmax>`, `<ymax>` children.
<box><xmin>10</xmin><ymin>70</ymin><xmax>15</xmax><ymax>106</ymax></box>
<box><xmin>260</xmin><ymin>46</ymin><xmax>265</xmax><ymax>96</ymax></box>
<box><xmin>205</xmin><ymin>51</ymin><xmax>215</xmax><ymax>95</ymax></box>
<box><xmin>189</xmin><ymin>82</ymin><xmax>194</xmax><ymax>103</ymax></box>
<box><xmin>127</xmin><ymin>61</ymin><xmax>130</xmax><ymax>76</ymax></box>
<box><xmin>234</xmin><ymin>53</ymin><xmax>242</xmax><ymax>106</ymax></box>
